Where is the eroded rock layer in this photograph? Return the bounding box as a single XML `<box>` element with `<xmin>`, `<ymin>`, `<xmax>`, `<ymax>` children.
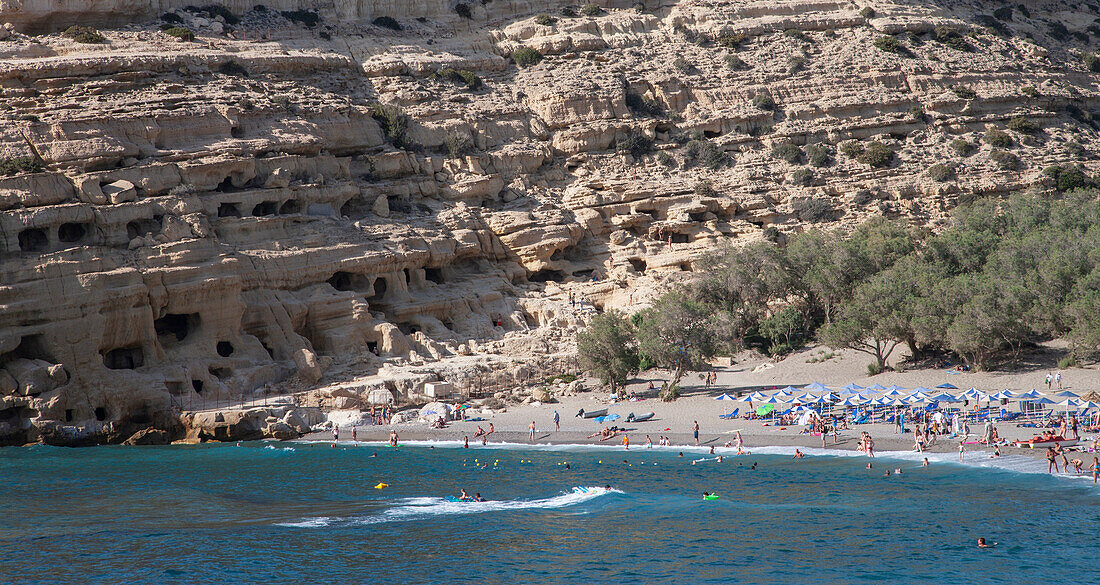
<box><xmin>1</xmin><ymin>0</ymin><xmax>1097</xmax><ymax>443</ymax></box>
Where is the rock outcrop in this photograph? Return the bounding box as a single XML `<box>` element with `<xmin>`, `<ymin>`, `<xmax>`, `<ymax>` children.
<box><xmin>1</xmin><ymin>0</ymin><xmax>1098</xmax><ymax>443</ymax></box>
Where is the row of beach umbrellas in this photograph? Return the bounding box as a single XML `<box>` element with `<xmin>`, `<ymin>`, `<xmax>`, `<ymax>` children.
<box><xmin>713</xmin><ymin>383</ymin><xmax>1100</xmax><ymax>411</ymax></box>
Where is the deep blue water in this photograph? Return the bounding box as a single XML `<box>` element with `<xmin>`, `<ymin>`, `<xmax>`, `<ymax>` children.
<box><xmin>1</xmin><ymin>441</ymin><xmax>1097</xmax><ymax>585</ymax></box>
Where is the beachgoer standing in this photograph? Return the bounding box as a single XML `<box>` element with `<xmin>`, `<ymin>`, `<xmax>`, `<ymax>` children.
<box><xmin>1070</xmin><ymin>415</ymin><xmax>1079</xmax><ymax>439</ymax></box>
<box><xmin>622</xmin><ymin>435</ymin><xmax>629</xmax><ymax>450</ymax></box>
<box><xmin>554</xmin><ymin>410</ymin><xmax>560</xmax><ymax>431</ymax></box>
<box><xmin>1046</xmin><ymin>372</ymin><xmax>1053</xmax><ymax>390</ymax></box>
<box><xmin>389</xmin><ymin>429</ymin><xmax>398</xmax><ymax>447</ymax></box>
<box><xmin>1047</xmin><ymin>446</ymin><xmax>1060</xmax><ymax>473</ymax></box>
<box><xmin>332</xmin><ymin>426</ymin><xmax>339</xmax><ymax>442</ymax></box>
<box><xmin>529</xmin><ymin>421</ymin><xmax>536</xmax><ymax>442</ymax></box>
<box><xmin>1091</xmin><ymin>456</ymin><xmax>1099</xmax><ymax>484</ymax></box>
<box><xmin>865</xmin><ymin>435</ymin><xmax>875</xmax><ymax>458</ymax></box>
<box><xmin>464</xmin><ymin>436</ymin><xmax>469</xmax><ymax>448</ymax></box>
<box><xmin>1055</xmin><ymin>371</ymin><xmax>1062</xmax><ymax>389</ymax></box>
<box><xmin>693</xmin><ymin>421</ymin><xmax>700</xmax><ymax>446</ymax></box>
<box><xmin>645</xmin><ymin>435</ymin><xmax>652</xmax><ymax>448</ymax></box>
<box><xmin>735</xmin><ymin>431</ymin><xmax>743</xmax><ymax>449</ymax></box>
<box><xmin>351</xmin><ymin>426</ymin><xmax>357</xmax><ymax>442</ymax></box>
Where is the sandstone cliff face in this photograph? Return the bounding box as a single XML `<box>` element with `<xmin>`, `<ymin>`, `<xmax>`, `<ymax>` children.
<box><xmin>0</xmin><ymin>1</ymin><xmax>1097</xmax><ymax>443</ymax></box>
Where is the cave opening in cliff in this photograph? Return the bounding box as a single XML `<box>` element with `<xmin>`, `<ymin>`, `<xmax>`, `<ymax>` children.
<box><xmin>368</xmin><ymin>277</ymin><xmax>388</xmax><ymax>302</ymax></box>
<box><xmin>215</xmin><ymin>177</ymin><xmax>242</xmax><ymax>193</ymax></box>
<box><xmin>670</xmin><ymin>233</ymin><xmax>690</xmax><ymax>244</ymax></box>
<box><xmin>126</xmin><ymin>217</ymin><xmax>162</xmax><ymax>240</ymax></box>
<box><xmin>528</xmin><ymin>269</ymin><xmax>566</xmax><ymax>283</ymax></box>
<box><xmin>65</xmin><ymin>409</ymin><xmax>73</xmax><ymax>422</ymax></box>
<box><xmin>367</xmin><ymin>341</ymin><xmax>378</xmax><ymax>355</ymax></box>
<box><xmin>2</xmin><ymin>334</ymin><xmax>56</xmax><ymax>364</ymax></box>
<box><xmin>166</xmin><ymin>381</ymin><xmax>184</xmax><ymax>395</ymax></box>
<box><xmin>102</xmin><ymin>347</ymin><xmax>144</xmax><ymax>370</ymax></box>
<box><xmin>328</xmin><ymin>271</ymin><xmax>371</xmax><ymax>293</ymax></box>
<box><xmin>679</xmin><ymin>262</ymin><xmax>693</xmax><ymax>271</ymax></box>
<box><xmin>154</xmin><ymin>313</ymin><xmax>199</xmax><ymax>344</ymax></box>
<box><xmin>57</xmin><ymin>222</ymin><xmax>87</xmax><ymax>243</ymax></box>
<box><xmin>231</xmin><ymin>127</ymin><xmax>244</xmax><ymax>139</ymax></box>
<box><xmin>403</xmin><ymin>268</ymin><xmax>411</xmax><ymax>285</ymax></box>
<box><xmin>689</xmin><ymin>211</ymin><xmax>708</xmax><ymax>222</ymax></box>
<box><xmin>398</xmin><ymin>323</ymin><xmax>420</xmax><ymax>335</ymax></box>
<box><xmin>94</xmin><ymin>407</ymin><xmax>106</xmax><ymax>421</ymax></box>
<box><xmin>572</xmin><ymin>269</ymin><xmax>594</xmax><ymax>279</ymax></box>
<box><xmin>259</xmin><ymin>340</ymin><xmax>275</xmax><ymax>359</ymax></box>
<box><xmin>425</xmin><ymin>267</ymin><xmax>444</xmax><ymax>284</ymax></box>
<box><xmin>210</xmin><ymin>366</ymin><xmax>232</xmax><ymax>379</ymax></box>
<box><xmin>216</xmin><ymin>341</ymin><xmax>234</xmax><ymax>357</ymax></box>
<box><xmin>192</xmin><ymin>379</ymin><xmax>204</xmax><ymax>394</ymax></box>
<box><xmin>217</xmin><ymin>203</ymin><xmax>241</xmax><ymax>218</ymax></box>
<box><xmin>18</xmin><ymin>228</ymin><xmax>48</xmax><ymax>252</ymax></box>
<box><xmin>252</xmin><ymin>201</ymin><xmax>278</xmax><ymax>216</ymax></box>
<box><xmin>279</xmin><ymin>200</ymin><xmax>301</xmax><ymax>215</ymax></box>
<box><xmin>629</xmin><ymin>258</ymin><xmax>647</xmax><ymax>272</ymax></box>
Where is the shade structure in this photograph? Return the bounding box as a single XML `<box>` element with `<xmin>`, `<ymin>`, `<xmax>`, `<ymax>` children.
<box><xmin>929</xmin><ymin>393</ymin><xmax>960</xmax><ymax>403</ymax></box>
<box><xmin>760</xmin><ymin>396</ymin><xmax>784</xmax><ymax>404</ymax></box>
<box><xmin>1055</xmin><ymin>391</ymin><xmax>1080</xmax><ymax>398</ymax></box>
<box><xmin>756</xmin><ymin>404</ymin><xmax>775</xmax><ymax>416</ymax></box>
<box><xmin>961</xmin><ymin>388</ymin><xmax>982</xmax><ymax>398</ymax></box>
<box><xmin>1032</xmin><ymin>397</ymin><xmax>1056</xmax><ymax>405</ymax></box>
<box><xmin>998</xmin><ymin>389</ymin><xmax>1017</xmax><ymax>397</ymax></box>
<box><xmin>1018</xmin><ymin>389</ymin><xmax>1042</xmax><ymax>399</ymax></box>
<box><xmin>837</xmin><ymin>396</ymin><xmax>865</xmax><ymax>406</ymax></box>
<box><xmin>907</xmin><ymin>391</ymin><xmax>931</xmax><ymax>401</ymax></box>
<box><xmin>867</xmin><ymin>384</ymin><xmax>887</xmax><ymax>390</ymax></box>
<box><xmin>779</xmin><ymin>386</ymin><xmax>801</xmax><ymax>393</ymax></box>
<box><xmin>1056</xmin><ymin>398</ymin><xmax>1082</xmax><ymax>409</ymax></box>
<box><xmin>881</xmin><ymin>389</ymin><xmax>904</xmax><ymax>398</ymax></box>
<box><xmin>842</xmin><ymin>383</ymin><xmax>865</xmax><ymax>391</ymax></box>
<box><xmin>935</xmin><ymin>383</ymin><xmax>958</xmax><ymax>389</ymax></box>
<box><xmin>773</xmin><ymin>391</ymin><xmax>794</xmax><ymax>400</ymax></box>
<box><xmin>795</xmin><ymin>393</ymin><xmax>816</xmax><ymax>403</ymax></box>
<box><xmin>890</xmin><ymin>398</ymin><xmax>909</xmax><ymax>407</ymax></box>
<box><xmin>885</xmin><ymin>385</ymin><xmax>907</xmax><ymax>392</ymax></box>
<box><xmin>912</xmin><ymin>387</ymin><xmax>934</xmax><ymax>394</ymax></box>
<box><xmin>715</xmin><ymin>393</ymin><xmax>735</xmax><ymax>401</ymax></box>
<box><xmin>1078</xmin><ymin>400</ymin><xmax>1099</xmax><ymax>410</ymax></box>
<box><xmin>806</xmin><ymin>382</ymin><xmax>830</xmax><ymax>392</ymax></box>
<box><xmin>736</xmin><ymin>394</ymin><xmax>757</xmax><ymax>403</ymax></box>
<box><xmin>746</xmin><ymin>391</ymin><xmax>769</xmax><ymax>401</ymax></box>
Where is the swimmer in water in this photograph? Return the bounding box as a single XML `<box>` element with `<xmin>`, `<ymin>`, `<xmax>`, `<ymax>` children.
<box><xmin>369</xmin><ymin>452</ymin><xmax>378</xmax><ymax>458</ymax></box>
<box><xmin>678</xmin><ymin>452</ymin><xmax>684</xmax><ymax>457</ymax></box>
<box><xmin>474</xmin><ymin>493</ymin><xmax>485</xmax><ymax>502</ymax></box>
<box><xmin>894</xmin><ymin>468</ymin><xmax>902</xmax><ymax>474</ymax></box>
<box><xmin>977</xmin><ymin>537</ymin><xmax>996</xmax><ymax>549</ymax></box>
<box><xmin>750</xmin><ymin>462</ymin><xmax>757</xmax><ymax>470</ymax></box>
<box><xmin>459</xmin><ymin>489</ymin><xmax>470</xmax><ymax>500</ymax></box>
<box><xmin>793</xmin><ymin>449</ymin><xmax>805</xmax><ymax>459</ymax></box>
<box><xmin>922</xmin><ymin>458</ymin><xmax>929</xmax><ymax>467</ymax></box>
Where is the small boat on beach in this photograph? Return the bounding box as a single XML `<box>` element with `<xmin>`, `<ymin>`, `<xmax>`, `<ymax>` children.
<box><xmin>1011</xmin><ymin>435</ymin><xmax>1079</xmax><ymax>449</ymax></box>
<box><xmin>581</xmin><ymin>408</ymin><xmax>608</xmax><ymax>419</ymax></box>
<box><xmin>628</xmin><ymin>412</ymin><xmax>655</xmax><ymax>423</ymax></box>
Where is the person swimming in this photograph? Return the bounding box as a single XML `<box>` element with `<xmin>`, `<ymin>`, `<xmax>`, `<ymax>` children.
<box><xmin>459</xmin><ymin>489</ymin><xmax>471</xmax><ymax>500</ymax></box>
<box><xmin>793</xmin><ymin>449</ymin><xmax>805</xmax><ymax>459</ymax></box>
<box><xmin>977</xmin><ymin>537</ymin><xmax>996</xmax><ymax>548</ymax></box>
<box><xmin>474</xmin><ymin>493</ymin><xmax>485</xmax><ymax>502</ymax></box>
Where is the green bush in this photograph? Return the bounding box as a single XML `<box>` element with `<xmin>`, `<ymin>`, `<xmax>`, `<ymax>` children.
<box><xmin>791</xmin><ymin>168</ymin><xmax>814</xmax><ymax>186</ymax></box>
<box><xmin>933</xmin><ymin>26</ymin><xmax>972</xmax><ymax>51</ymax></box>
<box><xmin>373</xmin><ymin>16</ymin><xmax>402</xmax><ymax>30</ymax></box>
<box><xmin>787</xmin><ymin>56</ymin><xmax>807</xmax><ymax>74</ymax></box>
<box><xmin>656</xmin><ymin>151</ymin><xmax>675</xmax><ymax>167</ymax></box>
<box><xmin>561</xmin><ymin>6</ymin><xmax>577</xmax><ymax>17</ymax></box>
<box><xmin>771</xmin><ymin>141</ymin><xmax>803</xmax><ymax>163</ymax></box>
<box><xmin>63</xmin><ymin>26</ymin><xmax>106</xmax><ymax>44</ymax></box>
<box><xmin>950</xmin><ymin>138</ymin><xmax>975</xmax><ymax>156</ymax></box>
<box><xmin>454</xmin><ymin>3</ymin><xmax>472</xmax><ymax>18</ymax></box>
<box><xmin>1065</xmin><ymin>141</ymin><xmax>1086</xmax><ymax>159</ymax></box>
<box><xmin>752</xmin><ymin>93</ymin><xmax>776</xmax><ymax>111</ymax></box>
<box><xmin>683</xmin><ymin>139</ymin><xmax>729</xmax><ymax>170</ymax></box>
<box><xmin>0</xmin><ymin>157</ymin><xmax>43</xmax><ymax>176</ymax></box>
<box><xmin>984</xmin><ymin>128</ymin><xmax>1013</xmax><ymax>148</ymax></box>
<box><xmin>693</xmin><ymin>179</ymin><xmax>717</xmax><ymax>197</ymax></box>
<box><xmin>908</xmin><ymin>105</ymin><xmax>925</xmax><ymax>121</ymax></box>
<box><xmin>1058</xmin><ymin>355</ymin><xmax>1077</xmax><ymax>369</ymax></box>
<box><xmin>371</xmin><ymin>102</ymin><xmax>411</xmax><ymax>148</ymax></box>
<box><xmin>806</xmin><ymin>144</ymin><xmax>831</xmax><ymax>167</ymax></box>
<box><xmin>993</xmin><ymin>6</ymin><xmax>1013</xmax><ymax>21</ymax></box>
<box><xmin>581</xmin><ymin>3</ymin><xmax>602</xmax><ymax>16</ymax></box>
<box><xmin>715</xmin><ymin>32</ymin><xmax>751</xmax><ymax>48</ymax></box>
<box><xmin>990</xmin><ymin>149</ymin><xmax>1021</xmax><ymax>170</ymax></box>
<box><xmin>928</xmin><ymin>163</ymin><xmax>954</xmax><ymax>182</ymax></box>
<box><xmin>282</xmin><ymin>9</ymin><xmax>320</xmax><ymax>26</ymax></box>
<box><xmin>725</xmin><ymin>54</ymin><xmax>749</xmax><ymax>70</ymax></box>
<box><xmin>858</xmin><ymin>141</ymin><xmax>894</xmax><ymax>168</ymax></box>
<box><xmin>791</xmin><ymin>196</ymin><xmax>833</xmax><ymax>222</ymax></box>
<box><xmin>1043</xmin><ymin>164</ymin><xmax>1092</xmax><ymax>192</ymax></box>
<box><xmin>512</xmin><ymin>47</ymin><xmax>542</xmax><ymax>67</ymax></box>
<box><xmin>625</xmin><ymin>91</ymin><xmax>663</xmax><ymax>116</ymax></box>
<box><xmin>783</xmin><ymin>28</ymin><xmax>810</xmax><ymax>42</ymax></box>
<box><xmin>952</xmin><ymin>85</ymin><xmax>977</xmax><ymax>100</ymax></box>
<box><xmin>1007</xmin><ymin>116</ymin><xmax>1039</xmax><ymax>134</ymax></box>
<box><xmin>860</xmin><ymin>6</ymin><xmax>876</xmax><ymax>19</ymax></box>
<box><xmin>1085</xmin><ymin>53</ymin><xmax>1100</xmax><ymax>73</ymax></box>
<box><xmin>1021</xmin><ymin>86</ymin><xmax>1040</xmax><ymax>98</ymax></box>
<box><xmin>673</xmin><ymin>57</ymin><xmax>695</xmax><ymax>74</ymax></box>
<box><xmin>444</xmin><ymin>131</ymin><xmax>473</xmax><ymax>158</ymax></box>
<box><xmin>617</xmin><ymin>131</ymin><xmax>653</xmax><ymax>158</ymax></box>
<box><xmin>873</xmin><ymin>36</ymin><xmax>899</xmax><ymax>52</ymax></box>
<box><xmin>438</xmin><ymin>68</ymin><xmax>483</xmax><ymax>90</ymax></box>
<box><xmin>535</xmin><ymin>13</ymin><xmax>556</xmax><ymax>25</ymax></box>
<box><xmin>840</xmin><ymin>140</ymin><xmax>864</xmax><ymax>159</ymax></box>
<box><xmin>163</xmin><ymin>26</ymin><xmax>195</xmax><ymax>41</ymax></box>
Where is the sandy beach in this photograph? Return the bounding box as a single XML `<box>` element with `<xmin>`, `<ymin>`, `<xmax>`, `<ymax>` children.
<box><xmin>313</xmin><ymin>345</ymin><xmax>1100</xmax><ymax>471</ymax></box>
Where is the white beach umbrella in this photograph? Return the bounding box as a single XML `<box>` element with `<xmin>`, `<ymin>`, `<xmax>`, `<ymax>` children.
<box><xmin>890</xmin><ymin>398</ymin><xmax>909</xmax><ymax>407</ymax></box>
<box><xmin>715</xmin><ymin>393</ymin><xmax>736</xmax><ymax>401</ymax></box>
<box><xmin>1032</xmin><ymin>397</ymin><xmax>1056</xmax><ymax>406</ymax></box>
<box><xmin>929</xmin><ymin>392</ymin><xmax>960</xmax><ymax>403</ymax></box>
<box><xmin>1056</xmin><ymin>398</ymin><xmax>1082</xmax><ymax>411</ymax></box>
<box><xmin>842</xmin><ymin>383</ymin><xmax>865</xmax><ymax>392</ymax></box>
<box><xmin>746</xmin><ymin>391</ymin><xmax>769</xmax><ymax>401</ymax></box>
<box><xmin>885</xmin><ymin>385</ymin><xmax>907</xmax><ymax>392</ymax></box>
<box><xmin>1018</xmin><ymin>389</ymin><xmax>1042</xmax><ymax>400</ymax></box>
<box><xmin>881</xmin><ymin>389</ymin><xmax>904</xmax><ymax>398</ymax></box>
<box><xmin>1056</xmin><ymin>391</ymin><xmax>1080</xmax><ymax>398</ymax></box>
<box><xmin>867</xmin><ymin>384</ymin><xmax>887</xmax><ymax>390</ymax></box>
<box><xmin>912</xmin><ymin>386</ymin><xmax>934</xmax><ymax>394</ymax></box>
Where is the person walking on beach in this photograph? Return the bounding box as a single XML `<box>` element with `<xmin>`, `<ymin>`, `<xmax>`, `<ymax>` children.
<box><xmin>332</xmin><ymin>425</ymin><xmax>339</xmax><ymax>442</ymax></box>
<box><xmin>734</xmin><ymin>431</ymin><xmax>743</xmax><ymax>449</ymax></box>
<box><xmin>1055</xmin><ymin>371</ymin><xmax>1063</xmax><ymax>389</ymax></box>
<box><xmin>645</xmin><ymin>435</ymin><xmax>652</xmax><ymax>448</ymax></box>
<box><xmin>864</xmin><ymin>435</ymin><xmax>875</xmax><ymax>458</ymax></box>
<box><xmin>389</xmin><ymin>429</ymin><xmax>398</xmax><ymax>447</ymax></box>
<box><xmin>1047</xmin><ymin>446</ymin><xmax>1060</xmax><ymax>473</ymax></box>
<box><xmin>692</xmin><ymin>421</ymin><xmax>700</xmax><ymax>445</ymax></box>
<box><xmin>529</xmin><ymin>421</ymin><xmax>536</xmax><ymax>442</ymax></box>
<box><xmin>1046</xmin><ymin>372</ymin><xmax>1053</xmax><ymax>390</ymax></box>
<box><xmin>1070</xmin><ymin>414</ymin><xmax>1079</xmax><ymax>439</ymax></box>
<box><xmin>622</xmin><ymin>434</ymin><xmax>629</xmax><ymax>450</ymax></box>
<box><xmin>553</xmin><ymin>410</ymin><xmax>560</xmax><ymax>431</ymax></box>
<box><xmin>1091</xmin><ymin>456</ymin><xmax>1099</xmax><ymax>484</ymax></box>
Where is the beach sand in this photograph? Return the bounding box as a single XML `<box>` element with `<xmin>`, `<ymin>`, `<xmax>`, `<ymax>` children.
<box><xmin>316</xmin><ymin>344</ymin><xmax>1100</xmax><ymax>470</ymax></box>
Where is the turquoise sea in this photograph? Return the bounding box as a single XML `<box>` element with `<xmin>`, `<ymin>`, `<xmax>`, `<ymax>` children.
<box><xmin>2</xmin><ymin>441</ymin><xmax>1098</xmax><ymax>584</ymax></box>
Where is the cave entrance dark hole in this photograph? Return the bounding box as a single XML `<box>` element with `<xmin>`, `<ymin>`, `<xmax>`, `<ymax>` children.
<box><xmin>57</xmin><ymin>222</ymin><xmax>87</xmax><ymax>243</ymax></box>
<box><xmin>279</xmin><ymin>200</ymin><xmax>300</xmax><ymax>214</ymax></box>
<box><xmin>629</xmin><ymin>258</ymin><xmax>647</xmax><ymax>272</ymax></box>
<box><xmin>192</xmin><ymin>379</ymin><xmax>204</xmax><ymax>394</ymax></box>
<box><xmin>252</xmin><ymin>201</ymin><xmax>278</xmax><ymax>216</ymax></box>
<box><xmin>18</xmin><ymin>228</ymin><xmax>48</xmax><ymax>252</ymax></box>
<box><xmin>216</xmin><ymin>341</ymin><xmax>234</xmax><ymax>357</ymax></box>
<box><xmin>154</xmin><ymin>313</ymin><xmax>199</xmax><ymax>344</ymax></box>
<box><xmin>94</xmin><ymin>407</ymin><xmax>107</xmax><ymax>421</ymax></box>
<box><xmin>368</xmin><ymin>277</ymin><xmax>388</xmax><ymax>303</ymax></box>
<box><xmin>327</xmin><ymin>271</ymin><xmax>371</xmax><ymax>292</ymax></box>
<box><xmin>102</xmin><ymin>347</ymin><xmax>144</xmax><ymax>370</ymax></box>
<box><xmin>126</xmin><ymin>217</ymin><xmax>162</xmax><ymax>240</ymax></box>
<box><xmin>528</xmin><ymin>269</ymin><xmax>566</xmax><ymax>283</ymax></box>
<box><xmin>670</xmin><ymin>233</ymin><xmax>690</xmax><ymax>244</ymax></box>
<box><xmin>217</xmin><ymin>203</ymin><xmax>241</xmax><ymax>218</ymax></box>
<box><xmin>425</xmin><ymin>267</ymin><xmax>444</xmax><ymax>284</ymax></box>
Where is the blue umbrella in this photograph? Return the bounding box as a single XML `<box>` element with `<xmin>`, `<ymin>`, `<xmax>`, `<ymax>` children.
<box><xmin>842</xmin><ymin>383</ymin><xmax>865</xmax><ymax>391</ymax></box>
<box><xmin>806</xmin><ymin>382</ymin><xmax>830</xmax><ymax>392</ymax></box>
<box><xmin>1056</xmin><ymin>391</ymin><xmax>1080</xmax><ymax>398</ymax></box>
<box><xmin>935</xmin><ymin>383</ymin><xmax>958</xmax><ymax>389</ymax></box>
<box><xmin>715</xmin><ymin>393</ymin><xmax>735</xmax><ymax>401</ymax></box>
<box><xmin>867</xmin><ymin>384</ymin><xmax>887</xmax><ymax>390</ymax></box>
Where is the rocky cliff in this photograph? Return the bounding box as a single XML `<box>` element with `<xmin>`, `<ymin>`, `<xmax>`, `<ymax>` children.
<box><xmin>1</xmin><ymin>0</ymin><xmax>1097</xmax><ymax>444</ymax></box>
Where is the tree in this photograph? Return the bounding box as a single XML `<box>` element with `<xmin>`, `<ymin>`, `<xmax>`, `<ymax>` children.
<box><xmin>577</xmin><ymin>310</ymin><xmax>638</xmax><ymax>395</ymax></box>
<box><xmin>758</xmin><ymin>307</ymin><xmax>805</xmax><ymax>355</ymax></box>
<box><xmin>819</xmin><ymin>272</ymin><xmax>913</xmax><ymax>372</ymax></box>
<box><xmin>694</xmin><ymin>242</ymin><xmax>792</xmax><ymax>342</ymax></box>
<box><xmin>636</xmin><ymin>292</ymin><xmax>718</xmax><ymax>398</ymax></box>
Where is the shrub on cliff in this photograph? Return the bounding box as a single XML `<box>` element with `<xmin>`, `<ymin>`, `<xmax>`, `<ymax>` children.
<box><xmin>371</xmin><ymin>103</ymin><xmax>412</xmax><ymax>149</ymax></box>
<box><xmin>162</xmin><ymin>26</ymin><xmax>195</xmax><ymax>41</ymax></box>
<box><xmin>1085</xmin><ymin>53</ymin><xmax>1100</xmax><ymax>73</ymax></box>
<box><xmin>753</xmin><ymin>93</ymin><xmax>776</xmax><ymax>111</ymax></box>
<box><xmin>725</xmin><ymin>54</ymin><xmax>750</xmax><ymax>70</ymax></box>
<box><xmin>1007</xmin><ymin>116</ymin><xmax>1039</xmax><ymax>134</ymax></box>
<box><xmin>373</xmin><ymin>16</ymin><xmax>402</xmax><ymax>30</ymax></box>
<box><xmin>858</xmin><ymin>141</ymin><xmax>894</xmax><ymax>168</ymax></box>
<box><xmin>444</xmin><ymin>131</ymin><xmax>474</xmax><ymax>158</ymax></box>
<box><xmin>950</xmin><ymin>138</ymin><xmax>975</xmax><ymax>156</ymax></box>
<box><xmin>952</xmin><ymin>85</ymin><xmax>977</xmax><ymax>99</ymax></box>
<box><xmin>511</xmin><ymin>47</ymin><xmax>542</xmax><ymax>67</ymax></box>
<box><xmin>63</xmin><ymin>26</ymin><xmax>106</xmax><ymax>44</ymax></box>
<box><xmin>805</xmin><ymin>144</ymin><xmax>830</xmax><ymax>167</ymax></box>
<box><xmin>581</xmin><ymin>3</ymin><xmax>602</xmax><ymax>16</ymax></box>
<box><xmin>535</xmin><ymin>14</ymin><xmax>556</xmax><ymax>26</ymax></box>
<box><xmin>683</xmin><ymin>139</ymin><xmax>729</xmax><ymax>170</ymax></box>
<box><xmin>791</xmin><ymin>168</ymin><xmax>814</xmax><ymax>186</ymax></box>
<box><xmin>984</xmin><ymin>128</ymin><xmax>1013</xmax><ymax>148</ymax></box>
<box><xmin>0</xmin><ymin>157</ymin><xmax>43</xmax><ymax>176</ymax></box>
<box><xmin>933</xmin><ymin>26</ymin><xmax>973</xmax><ymax>51</ymax></box>
<box><xmin>673</xmin><ymin>57</ymin><xmax>696</xmax><ymax>74</ymax></box>
<box><xmin>787</xmin><ymin>56</ymin><xmax>807</xmax><ymax>74</ymax></box>
<box><xmin>860</xmin><ymin>7</ymin><xmax>876</xmax><ymax>18</ymax></box>
<box><xmin>282</xmin><ymin>9</ymin><xmax>320</xmax><ymax>27</ymax></box>
<box><xmin>438</xmin><ymin>68</ymin><xmax>482</xmax><ymax>90</ymax></box>
<box><xmin>454</xmin><ymin>3</ymin><xmax>473</xmax><ymax>18</ymax></box>
<box><xmin>990</xmin><ymin>149</ymin><xmax>1021</xmax><ymax>170</ymax></box>
<box><xmin>771</xmin><ymin>142</ymin><xmax>803</xmax><ymax>164</ymax></box>
<box><xmin>625</xmin><ymin>91</ymin><xmax>663</xmax><ymax>116</ymax></box>
<box><xmin>715</xmin><ymin>32</ymin><xmax>751</xmax><ymax>49</ymax></box>
<box><xmin>616</xmin><ymin>131</ymin><xmax>653</xmax><ymax>158</ymax></box>
<box><xmin>1043</xmin><ymin>164</ymin><xmax>1093</xmax><ymax>192</ymax></box>
<box><xmin>928</xmin><ymin>163</ymin><xmax>954</xmax><ymax>182</ymax></box>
